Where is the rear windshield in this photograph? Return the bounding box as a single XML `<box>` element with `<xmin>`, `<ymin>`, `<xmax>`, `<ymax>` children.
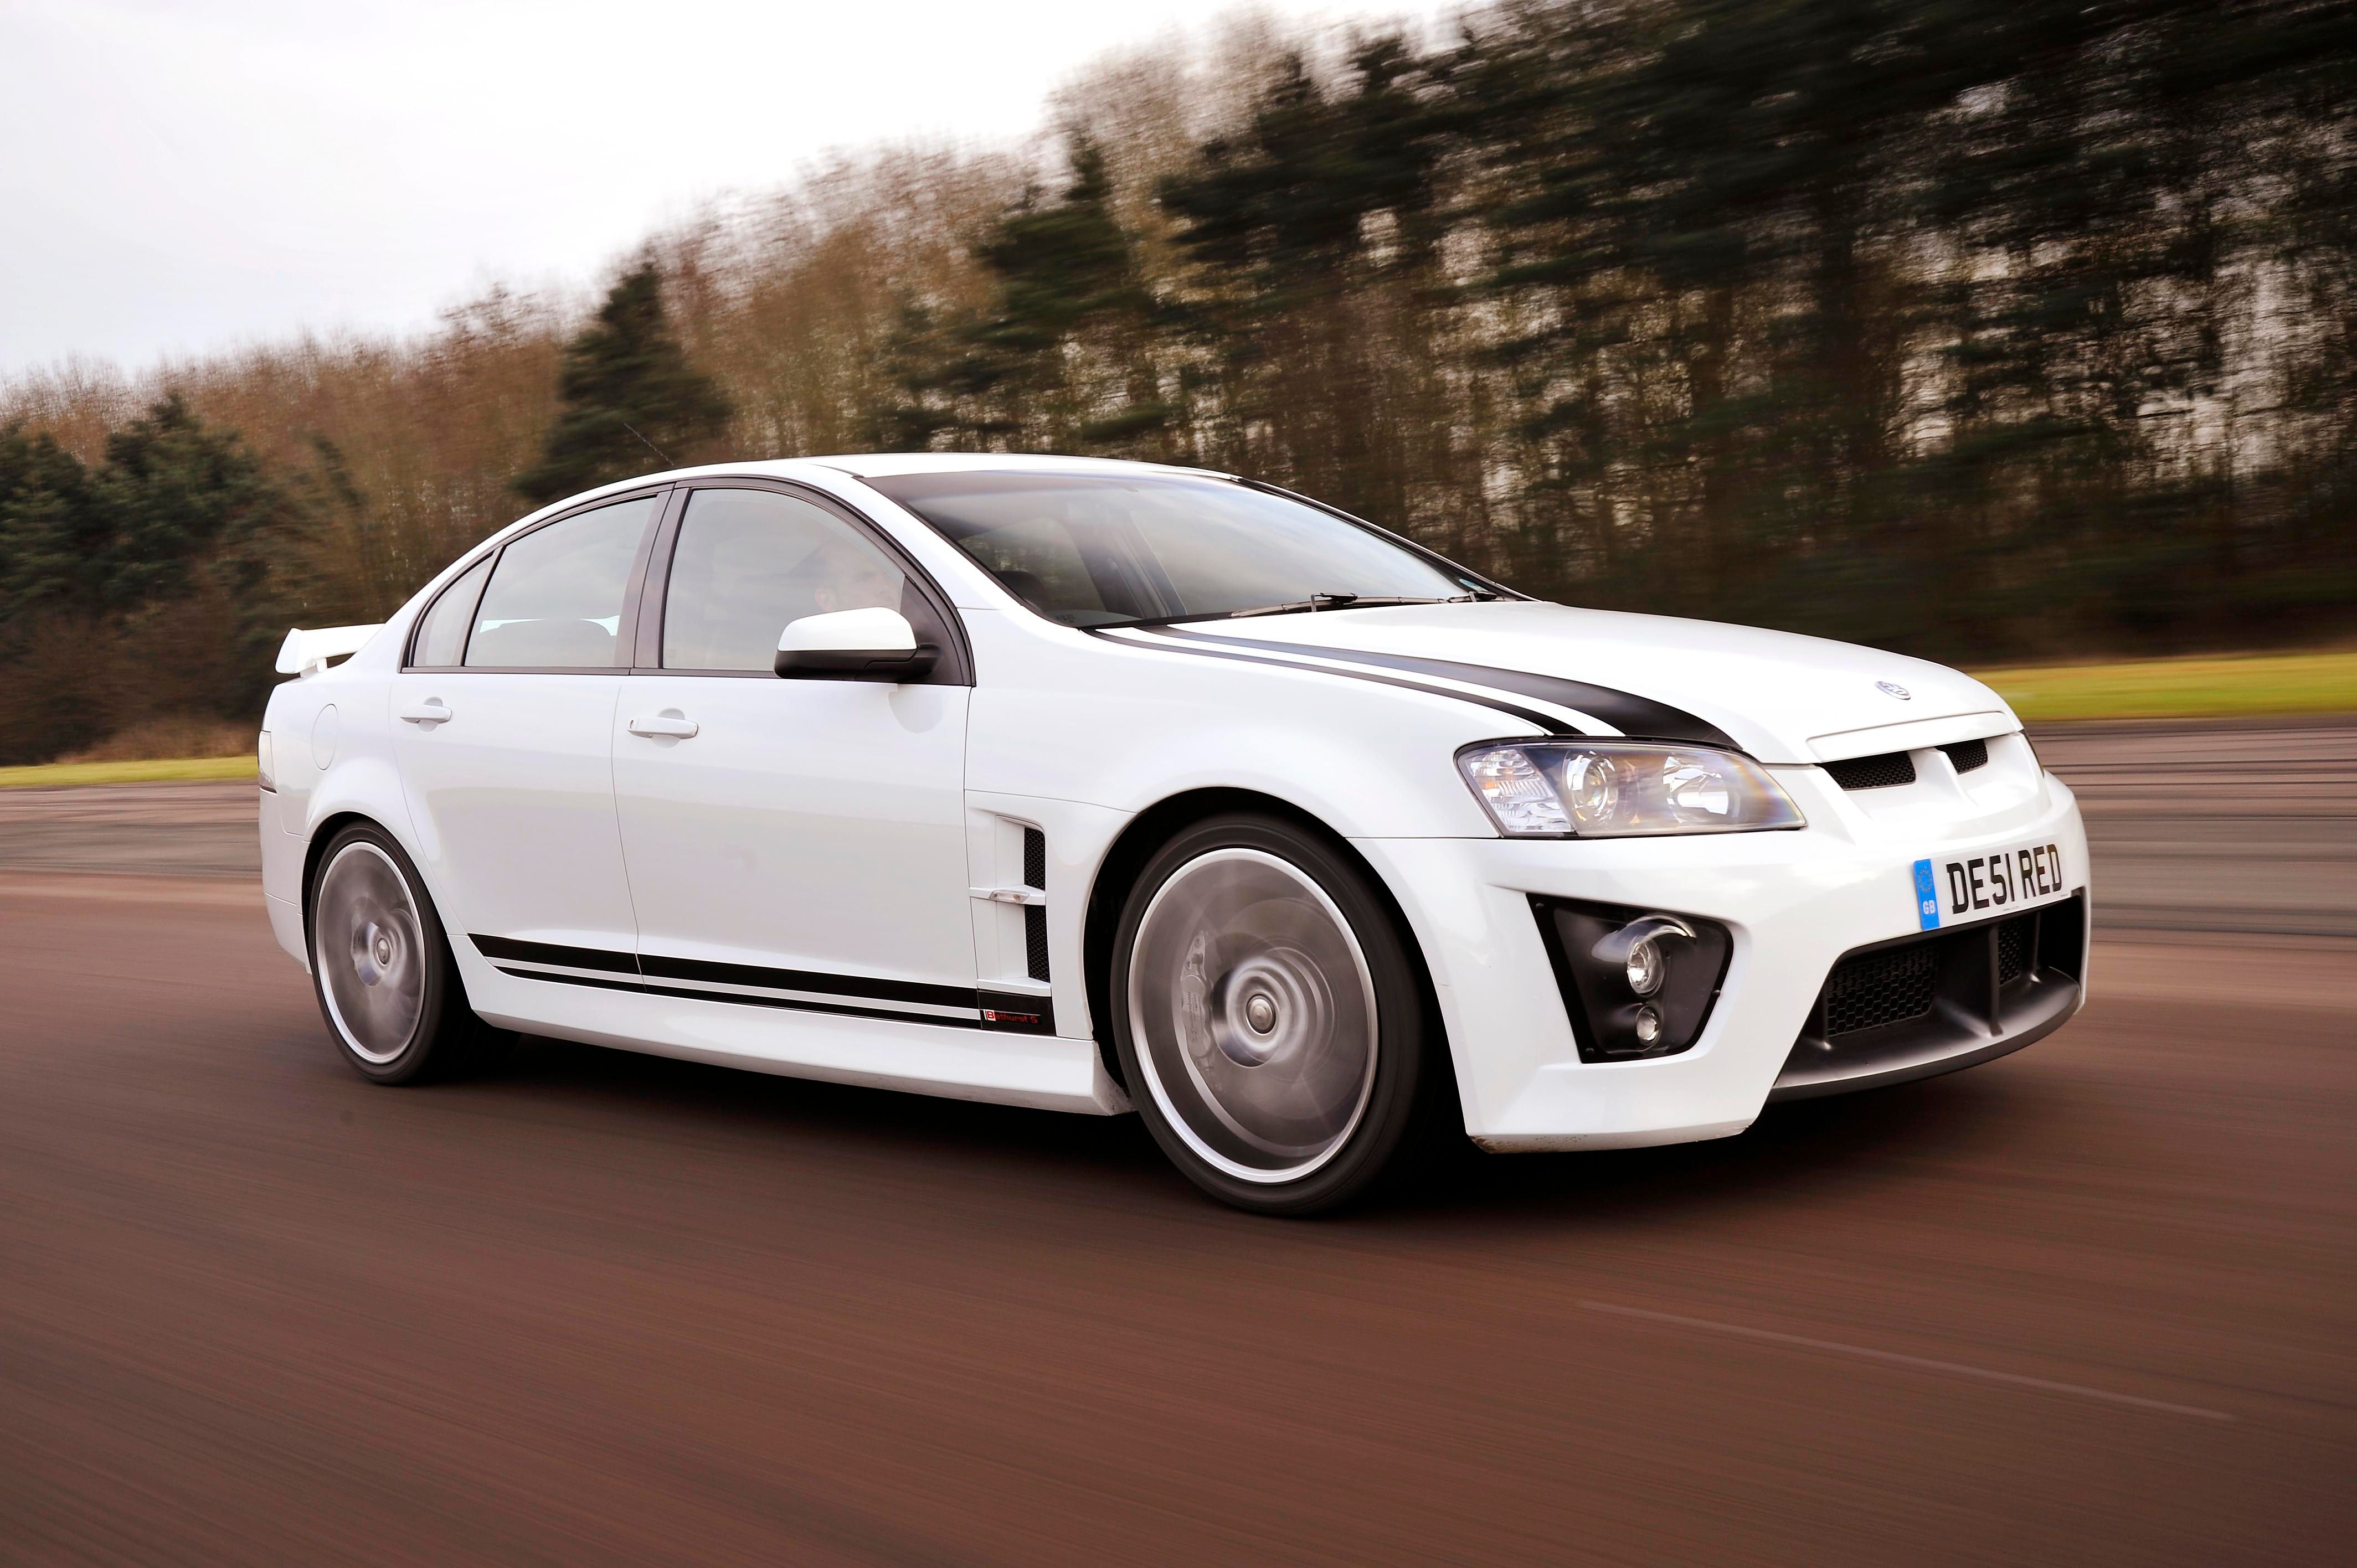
<box><xmin>862</xmin><ymin>471</ymin><xmax>1495</xmax><ymax>627</ymax></box>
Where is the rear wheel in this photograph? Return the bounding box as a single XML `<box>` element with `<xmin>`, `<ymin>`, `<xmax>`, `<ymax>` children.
<box><xmin>307</xmin><ymin>823</ymin><xmax>510</xmax><ymax>1083</ymax></box>
<box><xmin>1112</xmin><ymin>814</ymin><xmax>1433</xmax><ymax>1215</ymax></box>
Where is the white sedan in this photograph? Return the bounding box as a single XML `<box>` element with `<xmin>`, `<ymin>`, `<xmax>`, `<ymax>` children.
<box><xmin>260</xmin><ymin>455</ymin><xmax>2090</xmax><ymax>1214</ymax></box>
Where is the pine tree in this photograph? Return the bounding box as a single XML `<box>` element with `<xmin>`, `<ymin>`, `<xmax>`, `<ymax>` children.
<box><xmin>874</xmin><ymin>136</ymin><xmax>1169</xmax><ymax>455</ymax></box>
<box><xmin>0</xmin><ymin>396</ymin><xmax>310</xmax><ymax>759</ymax></box>
<box><xmin>514</xmin><ymin>260</ymin><xmax>733</xmax><ymax>504</ymax></box>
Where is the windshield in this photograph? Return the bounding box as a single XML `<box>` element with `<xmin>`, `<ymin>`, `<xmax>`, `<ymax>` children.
<box><xmin>862</xmin><ymin>471</ymin><xmax>1497</xmax><ymax>627</ymax></box>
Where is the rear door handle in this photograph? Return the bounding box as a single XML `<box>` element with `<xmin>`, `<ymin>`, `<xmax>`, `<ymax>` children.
<box><xmin>627</xmin><ymin>714</ymin><xmax>699</xmax><ymax>739</ymax></box>
<box><xmin>399</xmin><ymin>700</ymin><xmax>451</xmax><ymax>726</ymax></box>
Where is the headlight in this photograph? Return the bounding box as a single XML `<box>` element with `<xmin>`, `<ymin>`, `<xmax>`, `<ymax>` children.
<box><xmin>1457</xmin><ymin>741</ymin><xmax>1803</xmax><ymax>837</ymax></box>
<box><xmin>257</xmin><ymin>729</ymin><xmax>276</xmax><ymax>792</ymax></box>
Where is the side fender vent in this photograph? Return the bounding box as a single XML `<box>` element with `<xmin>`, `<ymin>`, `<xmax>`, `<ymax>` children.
<box><xmin>1022</xmin><ymin>827</ymin><xmax>1050</xmax><ymax>981</ymax></box>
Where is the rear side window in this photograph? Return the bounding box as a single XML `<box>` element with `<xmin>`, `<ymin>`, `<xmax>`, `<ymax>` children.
<box><xmin>661</xmin><ymin>488</ymin><xmax>907</xmax><ymax>672</ymax></box>
<box><xmin>410</xmin><ymin>555</ymin><xmax>492</xmax><ymax>668</ymax></box>
<box><xmin>465</xmin><ymin>496</ymin><xmax>660</xmax><ymax>669</ymax></box>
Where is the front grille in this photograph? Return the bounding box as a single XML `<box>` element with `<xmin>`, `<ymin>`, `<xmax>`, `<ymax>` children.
<box><xmin>1823</xmin><ymin>945</ymin><xmax>1938</xmax><ymax>1035</ymax></box>
<box><xmin>1941</xmin><ymin>738</ymin><xmax>1990</xmax><ymax>774</ymax></box>
<box><xmin>1996</xmin><ymin>912</ymin><xmax>2032</xmax><ymax>984</ymax></box>
<box><xmin>1826</xmin><ymin>751</ymin><xmax>1917</xmax><ymax>790</ymax></box>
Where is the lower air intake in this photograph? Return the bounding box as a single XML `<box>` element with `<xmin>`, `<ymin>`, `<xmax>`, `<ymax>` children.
<box><xmin>1823</xmin><ymin>944</ymin><xmax>1937</xmax><ymax>1035</ymax></box>
<box><xmin>1774</xmin><ymin>893</ymin><xmax>2087</xmax><ymax>1101</ymax></box>
<box><xmin>1996</xmin><ymin>912</ymin><xmax>2033</xmax><ymax>984</ymax></box>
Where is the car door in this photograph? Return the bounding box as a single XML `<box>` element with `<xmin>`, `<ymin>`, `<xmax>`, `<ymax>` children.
<box><xmin>390</xmin><ymin>490</ymin><xmax>663</xmax><ymax>972</ymax></box>
<box><xmin>610</xmin><ymin>481</ymin><xmax>984</xmax><ymax>1025</ymax></box>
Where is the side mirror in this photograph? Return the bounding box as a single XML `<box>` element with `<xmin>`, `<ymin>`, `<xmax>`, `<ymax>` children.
<box><xmin>774</xmin><ymin>607</ymin><xmax>939</xmax><ymax>682</ymax></box>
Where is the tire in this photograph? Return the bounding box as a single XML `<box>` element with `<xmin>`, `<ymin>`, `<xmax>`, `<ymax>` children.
<box><xmin>1111</xmin><ymin>813</ymin><xmax>1434</xmax><ymax>1215</ymax></box>
<box><xmin>306</xmin><ymin>823</ymin><xmax>511</xmax><ymax>1084</ymax></box>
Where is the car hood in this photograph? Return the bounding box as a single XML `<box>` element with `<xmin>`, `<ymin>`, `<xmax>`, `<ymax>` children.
<box><xmin>1166</xmin><ymin>600</ymin><xmax>2016</xmax><ymax>764</ymax></box>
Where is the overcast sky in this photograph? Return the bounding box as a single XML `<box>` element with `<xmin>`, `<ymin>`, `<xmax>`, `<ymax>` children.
<box><xmin>1</xmin><ymin>0</ymin><xmax>1421</xmax><ymax>378</ymax></box>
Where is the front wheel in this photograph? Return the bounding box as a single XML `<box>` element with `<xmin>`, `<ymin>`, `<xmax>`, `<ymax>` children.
<box><xmin>307</xmin><ymin>823</ymin><xmax>510</xmax><ymax>1084</ymax></box>
<box><xmin>1112</xmin><ymin>814</ymin><xmax>1435</xmax><ymax>1215</ymax></box>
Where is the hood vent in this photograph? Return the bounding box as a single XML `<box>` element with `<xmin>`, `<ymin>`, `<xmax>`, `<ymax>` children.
<box><xmin>1825</xmin><ymin>751</ymin><xmax>1917</xmax><ymax>791</ymax></box>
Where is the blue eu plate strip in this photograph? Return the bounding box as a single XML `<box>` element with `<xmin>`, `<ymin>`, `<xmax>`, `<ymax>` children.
<box><xmin>1912</xmin><ymin>858</ymin><xmax>1941</xmax><ymax>930</ymax></box>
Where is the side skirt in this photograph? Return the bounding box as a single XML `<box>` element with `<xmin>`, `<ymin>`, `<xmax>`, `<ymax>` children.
<box><xmin>454</xmin><ymin>936</ymin><xmax>1126</xmax><ymax>1117</ymax></box>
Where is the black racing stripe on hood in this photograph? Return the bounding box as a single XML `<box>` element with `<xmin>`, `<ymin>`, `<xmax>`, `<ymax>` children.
<box><xmin>1156</xmin><ymin>626</ymin><xmax>1738</xmax><ymax>750</ymax></box>
<box><xmin>1089</xmin><ymin>629</ymin><xmax>1574</xmax><ymax>735</ymax></box>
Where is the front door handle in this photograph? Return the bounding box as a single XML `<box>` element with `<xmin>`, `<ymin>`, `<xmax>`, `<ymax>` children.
<box><xmin>627</xmin><ymin>713</ymin><xmax>699</xmax><ymax>740</ymax></box>
<box><xmin>399</xmin><ymin>699</ymin><xmax>451</xmax><ymax>726</ymax></box>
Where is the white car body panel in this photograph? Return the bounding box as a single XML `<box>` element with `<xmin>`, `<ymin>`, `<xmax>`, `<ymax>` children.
<box><xmin>262</xmin><ymin>454</ymin><xmax>2090</xmax><ymax>1147</ymax></box>
<box><xmin>611</xmin><ymin>677</ymin><xmax>977</xmax><ymax>1005</ymax></box>
<box><xmin>391</xmin><ymin>669</ymin><xmax>640</xmax><ymax>953</ymax></box>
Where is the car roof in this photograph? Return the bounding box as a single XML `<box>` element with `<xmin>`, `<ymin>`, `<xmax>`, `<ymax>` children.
<box><xmin>818</xmin><ymin>452</ymin><xmax>1233</xmax><ymax>479</ymax></box>
<box><xmin>484</xmin><ymin>453</ymin><xmax>1250</xmax><ymax>564</ymax></box>
<box><xmin>562</xmin><ymin>452</ymin><xmax>1233</xmax><ymax>492</ymax></box>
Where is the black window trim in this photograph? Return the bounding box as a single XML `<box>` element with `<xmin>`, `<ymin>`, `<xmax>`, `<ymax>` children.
<box><xmin>635</xmin><ymin>475</ymin><xmax>975</xmax><ymax>686</ymax></box>
<box><xmin>402</xmin><ymin>484</ymin><xmax>675</xmax><ymax>674</ymax></box>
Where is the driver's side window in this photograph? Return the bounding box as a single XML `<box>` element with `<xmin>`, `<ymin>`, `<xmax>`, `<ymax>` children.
<box><xmin>661</xmin><ymin>488</ymin><xmax>908</xmax><ymax>672</ymax></box>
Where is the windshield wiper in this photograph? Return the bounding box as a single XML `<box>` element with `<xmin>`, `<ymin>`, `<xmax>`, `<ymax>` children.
<box><xmin>1226</xmin><ymin>590</ymin><xmax>1501</xmax><ymax>618</ymax></box>
<box><xmin>1228</xmin><ymin>593</ymin><xmax>1432</xmax><ymax>618</ymax></box>
<box><xmin>1116</xmin><ymin>590</ymin><xmax>1506</xmax><ymax>628</ymax></box>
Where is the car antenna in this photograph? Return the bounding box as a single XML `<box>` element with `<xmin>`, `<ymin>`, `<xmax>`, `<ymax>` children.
<box><xmin>621</xmin><ymin>422</ymin><xmax>674</xmax><ymax>466</ymax></box>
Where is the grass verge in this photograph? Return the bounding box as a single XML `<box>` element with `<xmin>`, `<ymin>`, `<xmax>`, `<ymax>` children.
<box><xmin>0</xmin><ymin>756</ymin><xmax>256</xmax><ymax>789</ymax></box>
<box><xmin>1972</xmin><ymin>648</ymin><xmax>2357</xmax><ymax>722</ymax></box>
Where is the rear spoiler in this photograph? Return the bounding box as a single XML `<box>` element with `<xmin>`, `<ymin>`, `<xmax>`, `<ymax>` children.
<box><xmin>275</xmin><ymin>624</ymin><xmax>383</xmax><ymax>679</ymax></box>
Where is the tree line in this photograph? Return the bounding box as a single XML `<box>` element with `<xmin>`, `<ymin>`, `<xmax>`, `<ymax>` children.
<box><xmin>3</xmin><ymin>0</ymin><xmax>2353</xmax><ymax>762</ymax></box>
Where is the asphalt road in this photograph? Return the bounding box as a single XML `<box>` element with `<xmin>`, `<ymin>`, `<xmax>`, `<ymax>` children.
<box><xmin>2</xmin><ymin>723</ymin><xmax>2352</xmax><ymax>1564</ymax></box>
<box><xmin>6</xmin><ymin>719</ymin><xmax>2351</xmax><ymax>932</ymax></box>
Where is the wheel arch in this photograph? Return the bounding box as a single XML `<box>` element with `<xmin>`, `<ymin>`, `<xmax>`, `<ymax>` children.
<box><xmin>299</xmin><ymin>810</ymin><xmax>431</xmax><ymax>952</ymax></box>
<box><xmin>1079</xmin><ymin>787</ymin><xmax>1454</xmax><ymax>1115</ymax></box>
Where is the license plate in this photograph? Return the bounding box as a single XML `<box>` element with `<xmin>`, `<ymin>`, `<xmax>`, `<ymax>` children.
<box><xmin>1913</xmin><ymin>842</ymin><xmax>2069</xmax><ymax>931</ymax></box>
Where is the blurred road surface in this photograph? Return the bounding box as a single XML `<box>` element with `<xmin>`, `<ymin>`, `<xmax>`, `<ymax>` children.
<box><xmin>2033</xmin><ymin>720</ymin><xmax>2357</xmax><ymax>936</ymax></box>
<box><xmin>0</xmin><ymin>777</ymin><xmax>260</xmax><ymax>879</ymax></box>
<box><xmin>1</xmin><ymin>721</ymin><xmax>2351</xmax><ymax>1564</ymax></box>
<box><xmin>5</xmin><ymin>720</ymin><xmax>2350</xmax><ymax>932</ymax></box>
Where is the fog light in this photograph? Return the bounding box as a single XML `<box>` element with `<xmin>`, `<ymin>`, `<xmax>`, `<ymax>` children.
<box><xmin>1536</xmin><ymin>899</ymin><xmax>1733</xmax><ymax>1062</ymax></box>
<box><xmin>1626</xmin><ymin>937</ymin><xmax>1664</xmax><ymax>996</ymax></box>
<box><xmin>1593</xmin><ymin>913</ymin><xmax>1694</xmax><ymax>998</ymax></box>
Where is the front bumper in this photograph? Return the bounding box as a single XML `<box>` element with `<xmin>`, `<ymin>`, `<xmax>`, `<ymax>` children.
<box><xmin>1354</xmin><ymin>773</ymin><xmax>2090</xmax><ymax>1151</ymax></box>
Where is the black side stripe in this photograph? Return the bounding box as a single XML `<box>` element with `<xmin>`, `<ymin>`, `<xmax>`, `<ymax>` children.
<box><xmin>1090</xmin><ymin>628</ymin><xmax>1574</xmax><ymax>735</ymax></box>
<box><xmin>472</xmin><ymin>933</ymin><xmax>640</xmax><ymax>973</ymax></box>
<box><xmin>1155</xmin><ymin>625</ymin><xmax>1739</xmax><ymax>750</ymax></box>
<box><xmin>639</xmin><ymin>982</ymin><xmax>987</xmax><ymax>1029</ymax></box>
<box><xmin>639</xmin><ymin>951</ymin><xmax>972</xmax><ymax>1009</ymax></box>
<box><xmin>493</xmin><ymin>966</ymin><xmax>642</xmax><ymax>993</ymax></box>
<box><xmin>475</xmin><ymin>937</ymin><xmax>1056</xmax><ymax>1034</ymax></box>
